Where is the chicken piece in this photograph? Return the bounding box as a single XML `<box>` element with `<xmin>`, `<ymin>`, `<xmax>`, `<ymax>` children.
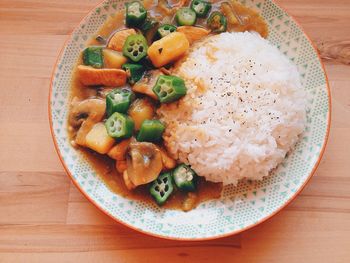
<box><xmin>107</xmin><ymin>29</ymin><xmax>137</xmax><ymax>52</ymax></box>
<box><xmin>77</xmin><ymin>65</ymin><xmax>127</xmax><ymax>87</ymax></box>
<box><xmin>108</xmin><ymin>139</ymin><xmax>132</xmax><ymax>160</ymax></box>
<box><xmin>158</xmin><ymin>147</ymin><xmax>176</xmax><ymax>170</ymax></box>
<box><xmin>176</xmin><ymin>26</ymin><xmax>210</xmax><ymax>44</ymax></box>
<box><xmin>182</xmin><ymin>192</ymin><xmax>198</xmax><ymax>212</ymax></box>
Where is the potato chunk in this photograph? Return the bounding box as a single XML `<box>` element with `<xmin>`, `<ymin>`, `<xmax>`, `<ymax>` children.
<box><xmin>128</xmin><ymin>99</ymin><xmax>155</xmax><ymax>130</ymax></box>
<box><xmin>103</xmin><ymin>49</ymin><xmax>127</xmax><ymax>69</ymax></box>
<box><xmin>147</xmin><ymin>32</ymin><xmax>189</xmax><ymax>68</ymax></box>
<box><xmin>85</xmin><ymin>123</ymin><xmax>115</xmax><ymax>154</ymax></box>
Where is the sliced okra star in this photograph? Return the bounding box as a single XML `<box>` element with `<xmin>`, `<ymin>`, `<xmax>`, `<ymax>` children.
<box><xmin>122</xmin><ymin>63</ymin><xmax>145</xmax><ymax>84</ymax></box>
<box><xmin>125</xmin><ymin>1</ymin><xmax>147</xmax><ymax>27</ymax></box>
<box><xmin>106</xmin><ymin>88</ymin><xmax>135</xmax><ymax>116</ymax></box>
<box><xmin>190</xmin><ymin>0</ymin><xmax>211</xmax><ymax>18</ymax></box>
<box><xmin>150</xmin><ymin>172</ymin><xmax>174</xmax><ymax>206</ymax></box>
<box><xmin>122</xmin><ymin>34</ymin><xmax>148</xmax><ymax>62</ymax></box>
<box><xmin>207</xmin><ymin>11</ymin><xmax>227</xmax><ymax>33</ymax></box>
<box><xmin>175</xmin><ymin>7</ymin><xmax>197</xmax><ymax>26</ymax></box>
<box><xmin>173</xmin><ymin>164</ymin><xmax>197</xmax><ymax>191</ymax></box>
<box><xmin>157</xmin><ymin>24</ymin><xmax>177</xmax><ymax>39</ymax></box>
<box><xmin>136</xmin><ymin>120</ymin><xmax>165</xmax><ymax>142</ymax></box>
<box><xmin>152</xmin><ymin>75</ymin><xmax>187</xmax><ymax>103</ymax></box>
<box><xmin>83</xmin><ymin>47</ymin><xmax>104</xmax><ymax>68</ymax></box>
<box><xmin>105</xmin><ymin>112</ymin><xmax>134</xmax><ymax>139</ymax></box>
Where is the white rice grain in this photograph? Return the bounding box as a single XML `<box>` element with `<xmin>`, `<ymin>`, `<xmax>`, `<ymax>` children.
<box><xmin>158</xmin><ymin>32</ymin><xmax>306</xmax><ymax>185</ymax></box>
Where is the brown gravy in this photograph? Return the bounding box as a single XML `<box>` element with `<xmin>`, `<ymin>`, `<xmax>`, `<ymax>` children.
<box><xmin>69</xmin><ymin>0</ymin><xmax>267</xmax><ymax>210</ymax></box>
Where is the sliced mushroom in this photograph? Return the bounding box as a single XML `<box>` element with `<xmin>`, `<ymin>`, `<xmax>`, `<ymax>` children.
<box><xmin>69</xmin><ymin>98</ymin><xmax>106</xmax><ymax>146</ymax></box>
<box><xmin>126</xmin><ymin>142</ymin><xmax>163</xmax><ymax>186</ymax></box>
<box><xmin>132</xmin><ymin>70</ymin><xmax>163</xmax><ymax>100</ymax></box>
<box><xmin>123</xmin><ymin>170</ymin><xmax>136</xmax><ymax>191</ymax></box>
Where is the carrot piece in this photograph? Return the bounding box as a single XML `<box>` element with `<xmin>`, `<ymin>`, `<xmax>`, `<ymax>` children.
<box><xmin>77</xmin><ymin>65</ymin><xmax>127</xmax><ymax>87</ymax></box>
<box><xmin>107</xmin><ymin>29</ymin><xmax>137</xmax><ymax>52</ymax></box>
<box><xmin>108</xmin><ymin>139</ymin><xmax>131</xmax><ymax>161</ymax></box>
<box><xmin>176</xmin><ymin>26</ymin><xmax>210</xmax><ymax>44</ymax></box>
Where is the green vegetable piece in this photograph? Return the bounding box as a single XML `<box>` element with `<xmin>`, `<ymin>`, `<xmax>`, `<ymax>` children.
<box><xmin>150</xmin><ymin>172</ymin><xmax>174</xmax><ymax>206</ymax></box>
<box><xmin>106</xmin><ymin>88</ymin><xmax>135</xmax><ymax>116</ymax></box>
<box><xmin>140</xmin><ymin>17</ymin><xmax>160</xmax><ymax>44</ymax></box>
<box><xmin>157</xmin><ymin>24</ymin><xmax>177</xmax><ymax>38</ymax></box>
<box><xmin>190</xmin><ymin>0</ymin><xmax>211</xmax><ymax>18</ymax></box>
<box><xmin>207</xmin><ymin>11</ymin><xmax>227</xmax><ymax>33</ymax></box>
<box><xmin>125</xmin><ymin>1</ymin><xmax>147</xmax><ymax>27</ymax></box>
<box><xmin>173</xmin><ymin>164</ymin><xmax>197</xmax><ymax>191</ymax></box>
<box><xmin>82</xmin><ymin>47</ymin><xmax>103</xmax><ymax>68</ymax></box>
<box><xmin>105</xmin><ymin>112</ymin><xmax>134</xmax><ymax>139</ymax></box>
<box><xmin>122</xmin><ymin>34</ymin><xmax>148</xmax><ymax>62</ymax></box>
<box><xmin>175</xmin><ymin>7</ymin><xmax>197</xmax><ymax>26</ymax></box>
<box><xmin>137</xmin><ymin>120</ymin><xmax>165</xmax><ymax>142</ymax></box>
<box><xmin>152</xmin><ymin>75</ymin><xmax>187</xmax><ymax>103</ymax></box>
<box><xmin>122</xmin><ymin>63</ymin><xmax>145</xmax><ymax>84</ymax></box>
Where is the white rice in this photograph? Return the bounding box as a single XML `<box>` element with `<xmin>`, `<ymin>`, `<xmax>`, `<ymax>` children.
<box><xmin>158</xmin><ymin>32</ymin><xmax>306</xmax><ymax>185</ymax></box>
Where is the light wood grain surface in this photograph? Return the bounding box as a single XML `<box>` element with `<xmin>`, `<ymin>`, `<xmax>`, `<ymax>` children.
<box><xmin>0</xmin><ymin>0</ymin><xmax>349</xmax><ymax>262</ymax></box>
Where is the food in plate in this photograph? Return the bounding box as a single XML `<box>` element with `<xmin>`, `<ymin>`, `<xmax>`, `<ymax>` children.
<box><xmin>159</xmin><ymin>31</ymin><xmax>306</xmax><ymax>185</ymax></box>
<box><xmin>68</xmin><ymin>0</ymin><xmax>305</xmax><ymax>211</ymax></box>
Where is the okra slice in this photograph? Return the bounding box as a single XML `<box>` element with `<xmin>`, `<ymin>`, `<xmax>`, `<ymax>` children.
<box><xmin>190</xmin><ymin>0</ymin><xmax>211</xmax><ymax>18</ymax></box>
<box><xmin>157</xmin><ymin>24</ymin><xmax>177</xmax><ymax>38</ymax></box>
<box><xmin>83</xmin><ymin>47</ymin><xmax>103</xmax><ymax>68</ymax></box>
<box><xmin>137</xmin><ymin>120</ymin><xmax>165</xmax><ymax>142</ymax></box>
<box><xmin>122</xmin><ymin>63</ymin><xmax>145</xmax><ymax>84</ymax></box>
<box><xmin>122</xmin><ymin>34</ymin><xmax>148</xmax><ymax>62</ymax></box>
<box><xmin>105</xmin><ymin>112</ymin><xmax>134</xmax><ymax>139</ymax></box>
<box><xmin>150</xmin><ymin>172</ymin><xmax>174</xmax><ymax>206</ymax></box>
<box><xmin>175</xmin><ymin>7</ymin><xmax>197</xmax><ymax>26</ymax></box>
<box><xmin>106</xmin><ymin>88</ymin><xmax>135</xmax><ymax>116</ymax></box>
<box><xmin>125</xmin><ymin>1</ymin><xmax>147</xmax><ymax>27</ymax></box>
<box><xmin>172</xmin><ymin>164</ymin><xmax>197</xmax><ymax>191</ymax></box>
<box><xmin>152</xmin><ymin>75</ymin><xmax>187</xmax><ymax>103</ymax></box>
<box><xmin>207</xmin><ymin>11</ymin><xmax>227</xmax><ymax>33</ymax></box>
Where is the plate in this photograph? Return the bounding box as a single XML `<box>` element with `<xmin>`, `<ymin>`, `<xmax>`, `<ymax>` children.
<box><xmin>49</xmin><ymin>0</ymin><xmax>331</xmax><ymax>240</ymax></box>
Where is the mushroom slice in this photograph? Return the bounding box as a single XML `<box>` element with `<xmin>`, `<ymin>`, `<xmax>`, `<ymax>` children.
<box><xmin>69</xmin><ymin>98</ymin><xmax>106</xmax><ymax>146</ymax></box>
<box><xmin>126</xmin><ymin>142</ymin><xmax>163</xmax><ymax>186</ymax></box>
<box><xmin>132</xmin><ymin>70</ymin><xmax>163</xmax><ymax>100</ymax></box>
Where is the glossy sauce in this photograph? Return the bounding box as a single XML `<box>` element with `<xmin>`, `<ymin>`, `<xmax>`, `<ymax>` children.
<box><xmin>69</xmin><ymin>0</ymin><xmax>267</xmax><ymax>211</ymax></box>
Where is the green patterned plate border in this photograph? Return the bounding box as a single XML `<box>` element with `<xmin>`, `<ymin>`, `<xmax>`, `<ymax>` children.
<box><xmin>49</xmin><ymin>0</ymin><xmax>331</xmax><ymax>240</ymax></box>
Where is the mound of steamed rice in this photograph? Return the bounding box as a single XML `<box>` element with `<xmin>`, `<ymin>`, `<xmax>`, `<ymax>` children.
<box><xmin>158</xmin><ymin>32</ymin><xmax>306</xmax><ymax>185</ymax></box>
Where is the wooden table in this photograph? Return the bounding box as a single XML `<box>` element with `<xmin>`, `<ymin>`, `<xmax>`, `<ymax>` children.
<box><xmin>0</xmin><ymin>0</ymin><xmax>349</xmax><ymax>262</ymax></box>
